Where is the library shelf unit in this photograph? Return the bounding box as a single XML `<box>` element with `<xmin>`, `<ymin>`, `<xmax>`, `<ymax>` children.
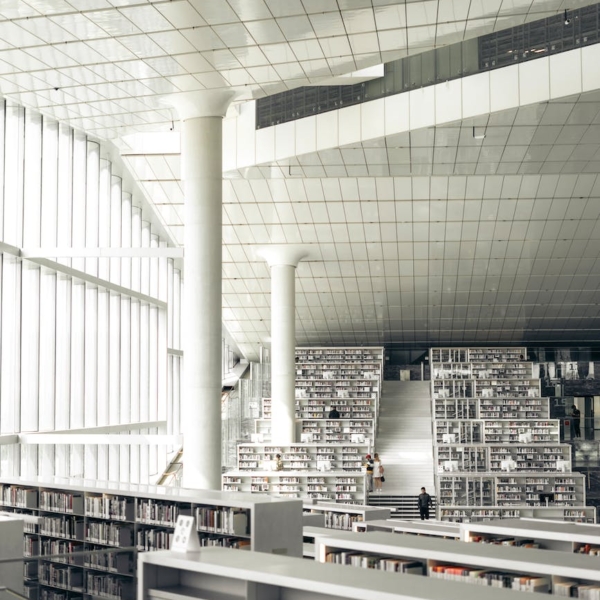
<box><xmin>302</xmin><ymin>502</ymin><xmax>390</xmax><ymax>530</ymax></box>
<box><xmin>440</xmin><ymin>506</ymin><xmax>597</xmax><ymax>523</ymax></box>
<box><xmin>436</xmin><ymin>444</ymin><xmax>572</xmax><ymax>473</ymax></box>
<box><xmin>460</xmin><ymin>518</ymin><xmax>600</xmax><ymax>553</ymax></box>
<box><xmin>435</xmin><ymin>398</ymin><xmax>549</xmax><ymax>420</ymax></box>
<box><xmin>431</xmin><ymin>348</ymin><xmax>528</xmax><ymax>364</ymax></box>
<box><xmin>313</xmin><ymin>529</ymin><xmax>600</xmax><ymax>594</ymax></box>
<box><xmin>437</xmin><ymin>472</ymin><xmax>589</xmax><ymax>513</ymax></box>
<box><xmin>432</xmin><ymin>378</ymin><xmax>541</xmax><ymax>400</ymax></box>
<box><xmin>295</xmin><ymin>346</ymin><xmax>384</xmax><ymax>369</ymax></box>
<box><xmin>430</xmin><ymin>347</ymin><xmax>588</xmax><ymax>522</ymax></box>
<box><xmin>435</xmin><ymin>420</ymin><xmax>560</xmax><ymax>444</ymax></box>
<box><xmin>222</xmin><ymin>471</ymin><xmax>368</xmax><ymax>504</ymax></box>
<box><xmin>138</xmin><ymin>545</ymin><xmax>541</xmax><ymax>600</ymax></box>
<box><xmin>351</xmin><ymin>519</ymin><xmax>461</xmax><ymax>539</ymax></box>
<box><xmin>0</xmin><ymin>515</ymin><xmax>25</xmax><ymax>599</ymax></box>
<box><xmin>432</xmin><ymin>362</ymin><xmax>535</xmax><ymax>381</ymax></box>
<box><xmin>0</xmin><ymin>477</ymin><xmax>303</xmax><ymax>600</ymax></box>
<box><xmin>259</xmin><ymin>347</ymin><xmax>383</xmax><ymax>423</ymax></box>
<box><xmin>235</xmin><ymin>442</ymin><xmax>369</xmax><ymax>473</ymax></box>
<box><xmin>253</xmin><ymin>418</ymin><xmax>375</xmax><ymax>444</ymax></box>
<box><xmin>261</xmin><ymin>398</ymin><xmax>376</xmax><ymax>421</ymax></box>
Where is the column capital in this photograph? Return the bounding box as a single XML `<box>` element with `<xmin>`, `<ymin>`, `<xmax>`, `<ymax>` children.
<box><xmin>256</xmin><ymin>245</ymin><xmax>309</xmax><ymax>268</ymax></box>
<box><xmin>164</xmin><ymin>90</ymin><xmax>237</xmax><ymax>120</ymax></box>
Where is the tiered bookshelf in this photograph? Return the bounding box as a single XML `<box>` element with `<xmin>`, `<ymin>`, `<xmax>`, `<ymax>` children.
<box><xmin>222</xmin><ymin>472</ymin><xmax>368</xmax><ymax>503</ymax></box>
<box><xmin>435</xmin><ymin>397</ymin><xmax>549</xmax><ymax>420</ymax></box>
<box><xmin>430</xmin><ymin>347</ymin><xmax>590</xmax><ymax>522</ymax></box>
<box><xmin>253</xmin><ymin>418</ymin><xmax>375</xmax><ymax>444</ymax></box>
<box><xmin>262</xmin><ymin>347</ymin><xmax>383</xmax><ymax>423</ymax></box>
<box><xmin>236</xmin><ymin>442</ymin><xmax>369</xmax><ymax>472</ymax></box>
<box><xmin>436</xmin><ymin>444</ymin><xmax>572</xmax><ymax>473</ymax></box>
<box><xmin>0</xmin><ymin>477</ymin><xmax>302</xmax><ymax>600</ymax></box>
<box><xmin>224</xmin><ymin>347</ymin><xmax>383</xmax><ymax>505</ymax></box>
<box><xmin>261</xmin><ymin>397</ymin><xmax>376</xmax><ymax>420</ymax></box>
<box><xmin>437</xmin><ymin>473</ymin><xmax>593</xmax><ymax>522</ymax></box>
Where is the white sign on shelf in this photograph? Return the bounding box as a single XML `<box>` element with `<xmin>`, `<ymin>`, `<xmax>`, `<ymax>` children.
<box><xmin>171</xmin><ymin>515</ymin><xmax>201</xmax><ymax>552</ymax></box>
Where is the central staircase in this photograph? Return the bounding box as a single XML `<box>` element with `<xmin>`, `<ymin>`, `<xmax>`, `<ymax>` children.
<box><xmin>370</xmin><ymin>380</ymin><xmax>435</xmax><ymax>517</ymax></box>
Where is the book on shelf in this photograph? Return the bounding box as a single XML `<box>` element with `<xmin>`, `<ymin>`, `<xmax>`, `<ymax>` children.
<box><xmin>195</xmin><ymin>507</ymin><xmax>249</xmax><ymax>536</ymax></box>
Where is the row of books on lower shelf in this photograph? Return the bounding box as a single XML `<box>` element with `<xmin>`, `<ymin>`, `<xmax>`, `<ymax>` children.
<box><xmin>440</xmin><ymin>508</ymin><xmax>593</xmax><ymax>522</ymax></box>
<box><xmin>322</xmin><ymin>553</ymin><xmax>600</xmax><ymax>598</ymax></box>
<box><xmin>467</xmin><ymin>536</ymin><xmax>540</xmax><ymax>548</ymax></box>
<box><xmin>323</xmin><ymin>513</ymin><xmax>364</xmax><ymax>530</ymax></box>
<box><xmin>324</xmin><ymin>551</ymin><xmax>423</xmax><ymax>573</ymax></box>
<box><xmin>430</xmin><ymin>566</ymin><xmax>551</xmax><ymax>592</ymax></box>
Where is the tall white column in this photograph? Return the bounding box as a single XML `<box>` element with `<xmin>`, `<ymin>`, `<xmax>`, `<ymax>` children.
<box><xmin>167</xmin><ymin>90</ymin><xmax>235</xmax><ymax>489</ymax></box>
<box><xmin>258</xmin><ymin>246</ymin><xmax>307</xmax><ymax>444</ymax></box>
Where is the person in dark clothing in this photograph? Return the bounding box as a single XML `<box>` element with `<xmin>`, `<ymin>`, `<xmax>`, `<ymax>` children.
<box><xmin>328</xmin><ymin>406</ymin><xmax>340</xmax><ymax>418</ymax></box>
<box><xmin>418</xmin><ymin>487</ymin><xmax>433</xmax><ymax>520</ymax></box>
<box><xmin>571</xmin><ymin>405</ymin><xmax>581</xmax><ymax>439</ymax></box>
<box><xmin>364</xmin><ymin>454</ymin><xmax>374</xmax><ymax>492</ymax></box>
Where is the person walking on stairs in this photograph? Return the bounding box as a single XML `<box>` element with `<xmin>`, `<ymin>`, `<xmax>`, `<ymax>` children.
<box><xmin>571</xmin><ymin>405</ymin><xmax>581</xmax><ymax>439</ymax></box>
<box><xmin>418</xmin><ymin>487</ymin><xmax>433</xmax><ymax>520</ymax></box>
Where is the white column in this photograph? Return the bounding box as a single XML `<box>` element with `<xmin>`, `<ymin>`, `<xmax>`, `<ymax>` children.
<box><xmin>258</xmin><ymin>246</ymin><xmax>307</xmax><ymax>444</ymax></box>
<box><xmin>167</xmin><ymin>90</ymin><xmax>235</xmax><ymax>489</ymax></box>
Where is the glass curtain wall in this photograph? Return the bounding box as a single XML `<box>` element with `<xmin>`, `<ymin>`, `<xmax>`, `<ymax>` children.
<box><xmin>0</xmin><ymin>99</ymin><xmax>183</xmax><ymax>485</ymax></box>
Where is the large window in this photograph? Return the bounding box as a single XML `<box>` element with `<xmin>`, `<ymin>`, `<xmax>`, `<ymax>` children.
<box><xmin>0</xmin><ymin>99</ymin><xmax>182</xmax><ymax>485</ymax></box>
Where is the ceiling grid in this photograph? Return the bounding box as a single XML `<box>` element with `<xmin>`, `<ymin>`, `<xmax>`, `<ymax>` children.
<box><xmin>3</xmin><ymin>0</ymin><xmax>600</xmax><ymax>358</ymax></box>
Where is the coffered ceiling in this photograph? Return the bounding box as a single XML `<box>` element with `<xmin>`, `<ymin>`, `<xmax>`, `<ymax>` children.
<box><xmin>3</xmin><ymin>0</ymin><xmax>600</xmax><ymax>360</ymax></box>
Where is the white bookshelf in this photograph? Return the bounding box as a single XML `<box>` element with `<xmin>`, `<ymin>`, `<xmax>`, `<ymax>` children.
<box><xmin>262</xmin><ymin>397</ymin><xmax>377</xmax><ymax>420</ymax></box>
<box><xmin>352</xmin><ymin>519</ymin><xmax>461</xmax><ymax>538</ymax></box>
<box><xmin>432</xmin><ymin>378</ymin><xmax>541</xmax><ymax>400</ymax></box>
<box><xmin>433</xmin><ymin>361</ymin><xmax>534</xmax><ymax>380</ymax></box>
<box><xmin>460</xmin><ymin>518</ymin><xmax>600</xmax><ymax>552</ymax></box>
<box><xmin>0</xmin><ymin>515</ymin><xmax>25</xmax><ymax>599</ymax></box>
<box><xmin>253</xmin><ymin>418</ymin><xmax>375</xmax><ymax>444</ymax></box>
<box><xmin>435</xmin><ymin>398</ymin><xmax>549</xmax><ymax>420</ymax></box>
<box><xmin>138</xmin><ymin>545</ymin><xmax>546</xmax><ymax>600</ymax></box>
<box><xmin>436</xmin><ymin>443</ymin><xmax>572</xmax><ymax>473</ymax></box>
<box><xmin>314</xmin><ymin>529</ymin><xmax>600</xmax><ymax>594</ymax></box>
<box><xmin>222</xmin><ymin>471</ymin><xmax>368</xmax><ymax>504</ymax></box>
<box><xmin>440</xmin><ymin>506</ymin><xmax>597</xmax><ymax>523</ymax></box>
<box><xmin>435</xmin><ymin>419</ymin><xmax>482</xmax><ymax>444</ymax></box>
<box><xmin>235</xmin><ymin>442</ymin><xmax>369</xmax><ymax>472</ymax></box>
<box><xmin>0</xmin><ymin>477</ymin><xmax>303</xmax><ymax>600</ymax></box>
<box><xmin>437</xmin><ymin>472</ymin><xmax>588</xmax><ymax>511</ymax></box>
<box><xmin>261</xmin><ymin>346</ymin><xmax>383</xmax><ymax>422</ymax></box>
<box><xmin>435</xmin><ymin>419</ymin><xmax>561</xmax><ymax>444</ymax></box>
<box><xmin>482</xmin><ymin>419</ymin><xmax>560</xmax><ymax>443</ymax></box>
<box><xmin>430</xmin><ymin>347</ymin><xmax>587</xmax><ymax>522</ymax></box>
<box><xmin>478</xmin><ymin>398</ymin><xmax>549</xmax><ymax>419</ymax></box>
<box><xmin>431</xmin><ymin>348</ymin><xmax>527</xmax><ymax>364</ymax></box>
<box><xmin>303</xmin><ymin>502</ymin><xmax>390</xmax><ymax>530</ymax></box>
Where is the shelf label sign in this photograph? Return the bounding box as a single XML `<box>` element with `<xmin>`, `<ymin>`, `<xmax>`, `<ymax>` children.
<box><xmin>172</xmin><ymin>515</ymin><xmax>201</xmax><ymax>552</ymax></box>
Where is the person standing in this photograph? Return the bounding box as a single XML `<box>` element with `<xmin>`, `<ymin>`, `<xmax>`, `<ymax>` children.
<box><xmin>418</xmin><ymin>487</ymin><xmax>433</xmax><ymax>520</ymax></box>
<box><xmin>571</xmin><ymin>405</ymin><xmax>581</xmax><ymax>439</ymax></box>
<box><xmin>275</xmin><ymin>454</ymin><xmax>284</xmax><ymax>471</ymax></box>
<box><xmin>328</xmin><ymin>406</ymin><xmax>340</xmax><ymax>418</ymax></box>
<box><xmin>373</xmin><ymin>453</ymin><xmax>384</xmax><ymax>492</ymax></box>
<box><xmin>364</xmin><ymin>454</ymin><xmax>374</xmax><ymax>492</ymax></box>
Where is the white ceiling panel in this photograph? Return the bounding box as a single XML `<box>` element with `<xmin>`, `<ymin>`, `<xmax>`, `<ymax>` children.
<box><xmin>5</xmin><ymin>0</ymin><xmax>600</xmax><ymax>357</ymax></box>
